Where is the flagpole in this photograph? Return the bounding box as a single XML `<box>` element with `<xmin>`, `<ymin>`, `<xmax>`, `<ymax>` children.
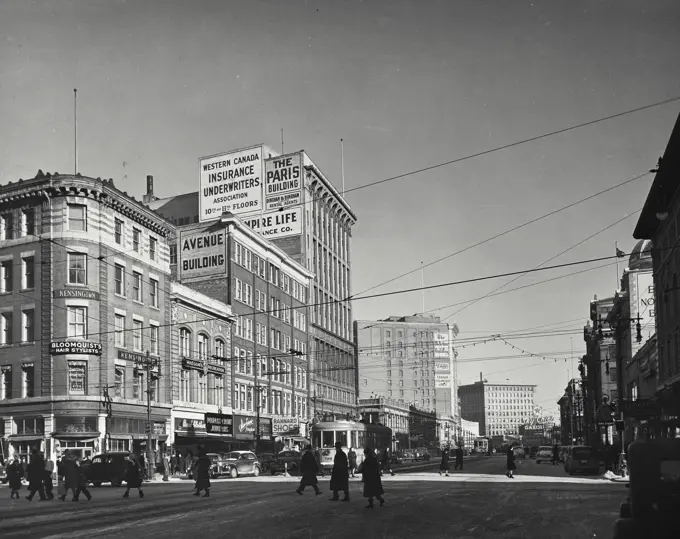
<box><xmin>421</xmin><ymin>261</ymin><xmax>425</xmax><ymax>315</ymax></box>
<box><xmin>74</xmin><ymin>88</ymin><xmax>78</xmax><ymax>175</ymax></box>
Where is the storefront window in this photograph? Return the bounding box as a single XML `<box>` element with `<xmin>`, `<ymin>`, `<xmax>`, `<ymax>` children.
<box><xmin>14</xmin><ymin>417</ymin><xmax>45</xmax><ymax>435</ymax></box>
<box><xmin>68</xmin><ymin>361</ymin><xmax>87</xmax><ymax>395</ymax></box>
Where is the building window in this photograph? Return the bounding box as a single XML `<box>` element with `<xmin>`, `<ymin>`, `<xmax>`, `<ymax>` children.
<box><xmin>22</xmin><ymin>309</ymin><xmax>34</xmax><ymax>343</ymax></box>
<box><xmin>114</xmin><ymin>314</ymin><xmax>126</xmax><ymax>347</ymax></box>
<box><xmin>22</xmin><ymin>257</ymin><xmax>34</xmax><ymax>289</ymax></box>
<box><xmin>114</xmin><ymin>264</ymin><xmax>125</xmax><ymax>295</ymax></box>
<box><xmin>68</xmin><ymin>253</ymin><xmax>87</xmax><ymax>285</ymax></box>
<box><xmin>1</xmin><ymin>260</ymin><xmax>12</xmax><ymax>293</ymax></box>
<box><xmin>133</xmin><ymin>370</ymin><xmax>142</xmax><ymax>400</ymax></box>
<box><xmin>149</xmin><ymin>278</ymin><xmax>159</xmax><ymax>308</ymax></box>
<box><xmin>215</xmin><ymin>375</ymin><xmax>224</xmax><ymax>407</ymax></box>
<box><xmin>150</xmin><ymin>325</ymin><xmax>159</xmax><ymax>355</ymax></box>
<box><xmin>149</xmin><ymin>237</ymin><xmax>157</xmax><ymax>261</ymax></box>
<box><xmin>1</xmin><ymin>367</ymin><xmax>12</xmax><ymax>399</ymax></box>
<box><xmin>2</xmin><ymin>213</ymin><xmax>14</xmax><ymax>240</ymax></box>
<box><xmin>215</xmin><ymin>338</ymin><xmax>226</xmax><ymax>360</ymax></box>
<box><xmin>132</xmin><ymin>320</ymin><xmax>143</xmax><ymax>351</ymax></box>
<box><xmin>132</xmin><ymin>228</ymin><xmax>141</xmax><ymax>252</ymax></box>
<box><xmin>68</xmin><ymin>361</ymin><xmax>87</xmax><ymax>395</ymax></box>
<box><xmin>68</xmin><ymin>204</ymin><xmax>87</xmax><ymax>231</ymax></box>
<box><xmin>179</xmin><ymin>328</ymin><xmax>191</xmax><ymax>357</ymax></box>
<box><xmin>23</xmin><ymin>209</ymin><xmax>35</xmax><ymax>236</ymax></box>
<box><xmin>180</xmin><ymin>370</ymin><xmax>189</xmax><ymax>401</ymax></box>
<box><xmin>67</xmin><ymin>306</ymin><xmax>87</xmax><ymax>338</ymax></box>
<box><xmin>198</xmin><ymin>373</ymin><xmax>207</xmax><ymax>404</ymax></box>
<box><xmin>22</xmin><ymin>364</ymin><xmax>34</xmax><ymax>398</ymax></box>
<box><xmin>114</xmin><ymin>367</ymin><xmax>124</xmax><ymax>397</ymax></box>
<box><xmin>114</xmin><ymin>219</ymin><xmax>123</xmax><ymax>244</ymax></box>
<box><xmin>198</xmin><ymin>334</ymin><xmax>208</xmax><ymax>360</ymax></box>
<box><xmin>169</xmin><ymin>244</ymin><xmax>177</xmax><ymax>265</ymax></box>
<box><xmin>132</xmin><ymin>272</ymin><xmax>142</xmax><ymax>302</ymax></box>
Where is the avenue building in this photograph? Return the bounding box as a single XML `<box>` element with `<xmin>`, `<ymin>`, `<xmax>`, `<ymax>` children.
<box><xmin>169</xmin><ymin>211</ymin><xmax>314</xmax><ymax>447</ymax></box>
<box><xmin>145</xmin><ymin>145</ymin><xmax>357</xmax><ymax>419</ymax></box>
<box><xmin>0</xmin><ymin>171</ymin><xmax>175</xmax><ymax>462</ymax></box>
<box><xmin>458</xmin><ymin>375</ymin><xmax>537</xmax><ymax>438</ymax></box>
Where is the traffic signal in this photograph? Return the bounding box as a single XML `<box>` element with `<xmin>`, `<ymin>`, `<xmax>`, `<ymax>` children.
<box><xmin>145</xmin><ymin>422</ymin><xmax>151</xmax><ymax>434</ymax></box>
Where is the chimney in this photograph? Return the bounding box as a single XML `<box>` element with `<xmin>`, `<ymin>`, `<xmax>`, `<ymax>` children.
<box><xmin>480</xmin><ymin>372</ymin><xmax>483</xmax><ymax>382</ymax></box>
<box><xmin>142</xmin><ymin>175</ymin><xmax>158</xmax><ymax>204</ymax></box>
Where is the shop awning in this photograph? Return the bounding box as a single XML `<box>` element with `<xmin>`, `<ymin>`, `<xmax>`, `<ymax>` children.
<box><xmin>52</xmin><ymin>432</ymin><xmax>101</xmax><ymax>441</ymax></box>
<box><xmin>8</xmin><ymin>434</ymin><xmax>45</xmax><ymax>442</ymax></box>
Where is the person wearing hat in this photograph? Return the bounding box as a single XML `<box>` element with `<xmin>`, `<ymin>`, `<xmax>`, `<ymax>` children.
<box><xmin>295</xmin><ymin>445</ymin><xmax>321</xmax><ymax>496</ymax></box>
<box><xmin>361</xmin><ymin>447</ymin><xmax>385</xmax><ymax>509</ymax></box>
<box><xmin>329</xmin><ymin>441</ymin><xmax>349</xmax><ymax>502</ymax></box>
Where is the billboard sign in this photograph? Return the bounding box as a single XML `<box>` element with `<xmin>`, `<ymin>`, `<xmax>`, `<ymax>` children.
<box><xmin>434</xmin><ymin>373</ymin><xmax>451</xmax><ymax>388</ymax></box>
<box><xmin>264</xmin><ymin>153</ymin><xmax>302</xmax><ymax>211</ymax></box>
<box><xmin>199</xmin><ymin>145</ymin><xmax>263</xmax><ymax>221</ymax></box>
<box><xmin>434</xmin><ymin>361</ymin><xmax>450</xmax><ymax>372</ymax></box>
<box><xmin>272</xmin><ymin>416</ymin><xmax>299</xmax><ymax>436</ymax></box>
<box><xmin>205</xmin><ymin>413</ymin><xmax>233</xmax><ymax>435</ymax></box>
<box><xmin>179</xmin><ymin>228</ymin><xmax>227</xmax><ymax>280</ymax></box>
<box><xmin>242</xmin><ymin>207</ymin><xmax>302</xmax><ymax>240</ymax></box>
<box><xmin>434</xmin><ymin>333</ymin><xmax>449</xmax><ymax>358</ymax></box>
<box><xmin>631</xmin><ymin>271</ymin><xmax>655</xmax><ymax>355</ymax></box>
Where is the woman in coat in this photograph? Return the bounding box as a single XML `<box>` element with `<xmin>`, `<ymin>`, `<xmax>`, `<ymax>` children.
<box><xmin>329</xmin><ymin>441</ymin><xmax>349</xmax><ymax>502</ymax></box>
<box><xmin>361</xmin><ymin>448</ymin><xmax>385</xmax><ymax>508</ymax></box>
<box><xmin>506</xmin><ymin>446</ymin><xmax>516</xmax><ymax>479</ymax></box>
<box><xmin>439</xmin><ymin>448</ymin><xmax>450</xmax><ymax>477</ymax></box>
<box><xmin>295</xmin><ymin>445</ymin><xmax>321</xmax><ymax>496</ymax></box>
<box><xmin>7</xmin><ymin>458</ymin><xmax>23</xmax><ymax>499</ymax></box>
<box><xmin>193</xmin><ymin>448</ymin><xmax>211</xmax><ymax>498</ymax></box>
<box><xmin>123</xmin><ymin>456</ymin><xmax>144</xmax><ymax>499</ymax></box>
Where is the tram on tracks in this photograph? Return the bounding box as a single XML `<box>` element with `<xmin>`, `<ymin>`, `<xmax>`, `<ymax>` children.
<box><xmin>310</xmin><ymin>420</ymin><xmax>393</xmax><ymax>472</ymax></box>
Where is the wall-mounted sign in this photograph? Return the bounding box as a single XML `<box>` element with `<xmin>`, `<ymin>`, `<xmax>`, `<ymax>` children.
<box><xmin>434</xmin><ymin>373</ymin><xmax>451</xmax><ymax>388</ymax></box>
<box><xmin>117</xmin><ymin>350</ymin><xmax>150</xmax><ymax>364</ymax></box>
<box><xmin>50</xmin><ymin>341</ymin><xmax>102</xmax><ymax>356</ymax></box>
<box><xmin>182</xmin><ymin>358</ymin><xmax>204</xmax><ymax>371</ymax></box>
<box><xmin>199</xmin><ymin>145</ymin><xmax>263</xmax><ymax>221</ymax></box>
<box><xmin>434</xmin><ymin>333</ymin><xmax>449</xmax><ymax>358</ymax></box>
<box><xmin>434</xmin><ymin>361</ymin><xmax>450</xmax><ymax>373</ymax></box>
<box><xmin>175</xmin><ymin>418</ymin><xmax>206</xmax><ymax>434</ymax></box>
<box><xmin>264</xmin><ymin>153</ymin><xmax>302</xmax><ymax>211</ymax></box>
<box><xmin>205</xmin><ymin>413</ymin><xmax>233</xmax><ymax>435</ymax></box>
<box><xmin>272</xmin><ymin>416</ymin><xmax>298</xmax><ymax>436</ymax></box>
<box><xmin>179</xmin><ymin>228</ymin><xmax>227</xmax><ymax>280</ymax></box>
<box><xmin>153</xmin><ymin>421</ymin><xmax>166</xmax><ymax>435</ymax></box>
<box><xmin>242</xmin><ymin>206</ymin><xmax>302</xmax><ymax>240</ymax></box>
<box><xmin>53</xmin><ymin>289</ymin><xmax>101</xmax><ymax>301</ymax></box>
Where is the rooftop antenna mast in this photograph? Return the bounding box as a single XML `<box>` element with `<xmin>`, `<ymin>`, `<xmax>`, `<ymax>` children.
<box><xmin>421</xmin><ymin>261</ymin><xmax>425</xmax><ymax>315</ymax></box>
<box><xmin>74</xmin><ymin>88</ymin><xmax>78</xmax><ymax>175</ymax></box>
<box><xmin>341</xmin><ymin>138</ymin><xmax>345</xmax><ymax>197</ymax></box>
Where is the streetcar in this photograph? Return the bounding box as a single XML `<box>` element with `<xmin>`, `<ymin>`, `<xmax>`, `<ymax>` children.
<box><xmin>311</xmin><ymin>420</ymin><xmax>393</xmax><ymax>472</ymax></box>
<box><xmin>473</xmin><ymin>437</ymin><xmax>489</xmax><ymax>454</ymax></box>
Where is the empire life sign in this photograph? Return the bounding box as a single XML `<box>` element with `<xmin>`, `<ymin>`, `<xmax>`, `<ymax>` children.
<box><xmin>179</xmin><ymin>228</ymin><xmax>227</xmax><ymax>280</ymax></box>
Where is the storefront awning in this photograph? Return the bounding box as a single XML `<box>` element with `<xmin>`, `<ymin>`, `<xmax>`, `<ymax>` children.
<box><xmin>52</xmin><ymin>432</ymin><xmax>101</xmax><ymax>441</ymax></box>
<box><xmin>8</xmin><ymin>434</ymin><xmax>45</xmax><ymax>442</ymax></box>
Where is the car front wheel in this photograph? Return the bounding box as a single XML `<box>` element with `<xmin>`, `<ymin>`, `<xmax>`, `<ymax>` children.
<box><xmin>253</xmin><ymin>466</ymin><xmax>260</xmax><ymax>477</ymax></box>
<box><xmin>230</xmin><ymin>467</ymin><xmax>238</xmax><ymax>479</ymax></box>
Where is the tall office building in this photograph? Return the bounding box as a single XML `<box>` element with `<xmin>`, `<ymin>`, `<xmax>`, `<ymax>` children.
<box><xmin>147</xmin><ymin>145</ymin><xmax>357</xmax><ymax>419</ymax></box>
<box><xmin>458</xmin><ymin>375</ymin><xmax>537</xmax><ymax>438</ymax></box>
<box><xmin>354</xmin><ymin>315</ymin><xmax>459</xmax><ymax>420</ymax></box>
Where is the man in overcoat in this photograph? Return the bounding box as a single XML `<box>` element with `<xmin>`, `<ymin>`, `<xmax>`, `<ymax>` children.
<box><xmin>329</xmin><ymin>441</ymin><xmax>349</xmax><ymax>502</ymax></box>
<box><xmin>295</xmin><ymin>445</ymin><xmax>321</xmax><ymax>495</ymax></box>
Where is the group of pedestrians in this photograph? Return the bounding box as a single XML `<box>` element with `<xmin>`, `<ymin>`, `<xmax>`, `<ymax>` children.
<box><xmin>297</xmin><ymin>441</ymin><xmax>386</xmax><ymax>509</ymax></box>
<box><xmin>438</xmin><ymin>445</ymin><xmax>465</xmax><ymax>477</ymax></box>
<box><xmin>5</xmin><ymin>449</ymin><xmax>93</xmax><ymax>502</ymax></box>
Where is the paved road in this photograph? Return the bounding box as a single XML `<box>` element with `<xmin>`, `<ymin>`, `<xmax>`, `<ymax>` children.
<box><xmin>426</xmin><ymin>454</ymin><xmax>595</xmax><ymax>478</ymax></box>
<box><xmin>1</xmin><ymin>475</ymin><xmax>625</xmax><ymax>538</ymax></box>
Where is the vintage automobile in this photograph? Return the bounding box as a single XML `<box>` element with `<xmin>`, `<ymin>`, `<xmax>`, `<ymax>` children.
<box><xmin>269</xmin><ymin>450</ymin><xmax>302</xmax><ymax>475</ymax></box>
<box><xmin>535</xmin><ymin>446</ymin><xmax>554</xmax><ymax>464</ymax></box>
<box><xmin>188</xmin><ymin>451</ymin><xmax>262</xmax><ymax>479</ymax></box>
<box><xmin>564</xmin><ymin>446</ymin><xmax>600</xmax><ymax>475</ymax></box>
<box><xmin>87</xmin><ymin>452</ymin><xmax>133</xmax><ymax>487</ymax></box>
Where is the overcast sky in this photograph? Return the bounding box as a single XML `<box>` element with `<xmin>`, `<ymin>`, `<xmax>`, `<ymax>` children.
<box><xmin>2</xmin><ymin>0</ymin><xmax>679</xmax><ymax>417</ymax></box>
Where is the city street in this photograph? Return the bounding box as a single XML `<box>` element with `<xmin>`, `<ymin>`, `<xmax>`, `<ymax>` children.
<box><xmin>0</xmin><ymin>474</ymin><xmax>625</xmax><ymax>538</ymax></box>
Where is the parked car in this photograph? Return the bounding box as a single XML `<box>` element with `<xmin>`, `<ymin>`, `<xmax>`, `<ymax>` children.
<box><xmin>535</xmin><ymin>446</ymin><xmax>553</xmax><ymax>464</ymax></box>
<box><xmin>87</xmin><ymin>452</ymin><xmax>133</xmax><ymax>487</ymax></box>
<box><xmin>564</xmin><ymin>446</ymin><xmax>600</xmax><ymax>475</ymax></box>
<box><xmin>220</xmin><ymin>451</ymin><xmax>262</xmax><ymax>478</ymax></box>
<box><xmin>257</xmin><ymin>452</ymin><xmax>276</xmax><ymax>473</ymax></box>
<box><xmin>512</xmin><ymin>446</ymin><xmax>526</xmax><ymax>459</ymax></box>
<box><xmin>270</xmin><ymin>450</ymin><xmax>302</xmax><ymax>475</ymax></box>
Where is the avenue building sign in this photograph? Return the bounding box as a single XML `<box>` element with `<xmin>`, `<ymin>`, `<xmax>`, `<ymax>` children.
<box><xmin>50</xmin><ymin>341</ymin><xmax>102</xmax><ymax>356</ymax></box>
<box><xmin>179</xmin><ymin>228</ymin><xmax>227</xmax><ymax>280</ymax></box>
<box><xmin>53</xmin><ymin>289</ymin><xmax>101</xmax><ymax>301</ymax></box>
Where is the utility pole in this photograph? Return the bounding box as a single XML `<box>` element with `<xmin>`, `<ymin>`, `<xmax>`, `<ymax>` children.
<box><xmin>137</xmin><ymin>350</ymin><xmax>161</xmax><ymax>480</ymax></box>
<box><xmin>289</xmin><ymin>348</ymin><xmax>303</xmax><ymax>418</ymax></box>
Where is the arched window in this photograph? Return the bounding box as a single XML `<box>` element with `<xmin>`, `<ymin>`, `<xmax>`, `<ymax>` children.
<box><xmin>197</xmin><ymin>333</ymin><xmax>209</xmax><ymax>360</ymax></box>
<box><xmin>214</xmin><ymin>338</ymin><xmax>226</xmax><ymax>360</ymax></box>
<box><xmin>179</xmin><ymin>328</ymin><xmax>191</xmax><ymax>358</ymax></box>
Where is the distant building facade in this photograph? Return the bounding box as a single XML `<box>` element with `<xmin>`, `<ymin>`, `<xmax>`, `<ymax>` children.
<box><xmin>0</xmin><ymin>171</ymin><xmax>174</xmax><ymax>462</ymax></box>
<box><xmin>458</xmin><ymin>375</ymin><xmax>537</xmax><ymax>438</ymax></box>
